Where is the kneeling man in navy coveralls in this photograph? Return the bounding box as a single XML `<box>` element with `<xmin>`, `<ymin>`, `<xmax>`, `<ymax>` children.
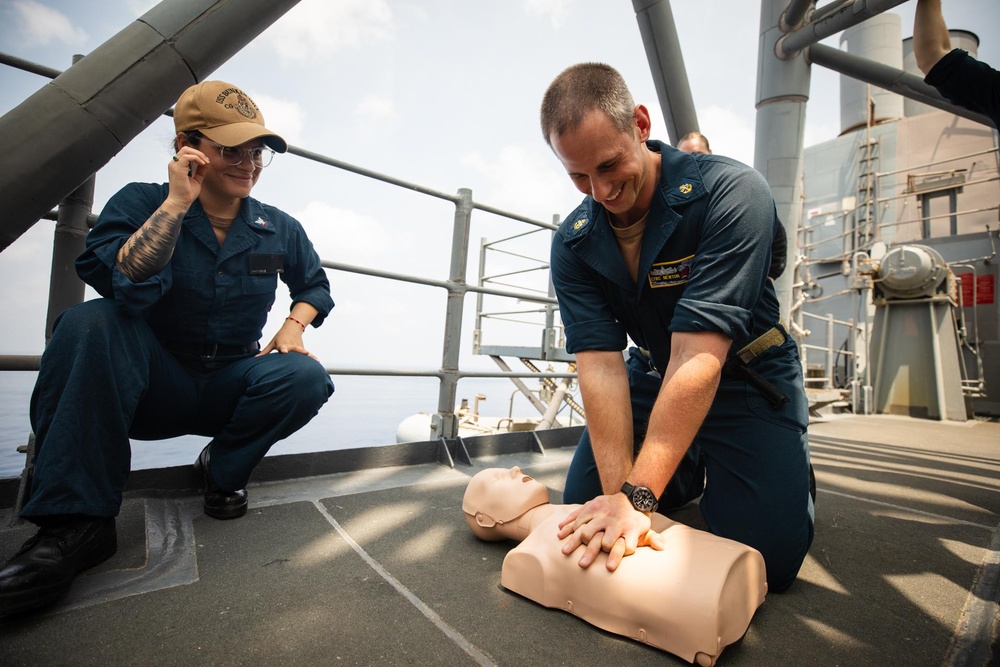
<box><xmin>541</xmin><ymin>63</ymin><xmax>814</xmax><ymax>592</ymax></box>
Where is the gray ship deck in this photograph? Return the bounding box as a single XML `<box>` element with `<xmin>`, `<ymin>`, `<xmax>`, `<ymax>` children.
<box><xmin>0</xmin><ymin>414</ymin><xmax>997</xmax><ymax>666</ymax></box>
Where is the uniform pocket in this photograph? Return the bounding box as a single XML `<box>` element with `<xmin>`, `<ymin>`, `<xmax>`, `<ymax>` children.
<box><xmin>743</xmin><ymin>344</ymin><xmax>809</xmax><ymax>433</ymax></box>
<box><xmin>241</xmin><ymin>274</ymin><xmax>278</xmax><ymax>295</ymax></box>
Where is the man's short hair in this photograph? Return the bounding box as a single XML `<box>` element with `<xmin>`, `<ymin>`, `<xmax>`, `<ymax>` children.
<box><xmin>540</xmin><ymin>63</ymin><xmax>636</xmax><ymax>146</ymax></box>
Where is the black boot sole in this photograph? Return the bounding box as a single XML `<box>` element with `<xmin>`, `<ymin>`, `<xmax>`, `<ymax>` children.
<box><xmin>203</xmin><ymin>502</ymin><xmax>248</xmax><ymax>520</ymax></box>
<box><xmin>195</xmin><ymin>448</ymin><xmax>248</xmax><ymax>520</ymax></box>
<box><xmin>0</xmin><ymin>523</ymin><xmax>117</xmax><ymax>617</ymax></box>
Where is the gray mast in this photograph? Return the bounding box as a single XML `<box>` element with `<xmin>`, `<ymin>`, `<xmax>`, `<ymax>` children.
<box><xmin>0</xmin><ymin>0</ymin><xmax>302</xmax><ymax>252</ymax></box>
<box><xmin>633</xmin><ymin>0</ymin><xmax>811</xmax><ymax>322</ymax></box>
<box><xmin>755</xmin><ymin>0</ymin><xmax>812</xmax><ymax>324</ymax></box>
<box><xmin>632</xmin><ymin>0</ymin><xmax>700</xmax><ymax>143</ymax></box>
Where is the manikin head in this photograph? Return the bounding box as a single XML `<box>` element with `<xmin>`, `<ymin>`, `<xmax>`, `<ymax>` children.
<box><xmin>462</xmin><ymin>467</ymin><xmax>550</xmax><ymax>541</ymax></box>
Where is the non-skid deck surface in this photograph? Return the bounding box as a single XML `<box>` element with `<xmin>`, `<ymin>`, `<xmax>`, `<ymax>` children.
<box><xmin>0</xmin><ymin>415</ymin><xmax>997</xmax><ymax>666</ymax></box>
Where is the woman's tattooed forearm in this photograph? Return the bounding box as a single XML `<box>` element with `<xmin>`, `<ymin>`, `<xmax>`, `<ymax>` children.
<box><xmin>116</xmin><ymin>208</ymin><xmax>183</xmax><ymax>282</ymax></box>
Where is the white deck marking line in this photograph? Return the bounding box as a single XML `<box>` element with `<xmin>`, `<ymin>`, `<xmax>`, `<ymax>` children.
<box><xmin>820</xmin><ymin>488</ymin><xmax>1000</xmax><ymax>663</ymax></box>
<box><xmin>818</xmin><ymin>488</ymin><xmax>994</xmax><ymax>531</ymax></box>
<box><xmin>943</xmin><ymin>524</ymin><xmax>1000</xmax><ymax>667</ymax></box>
<box><xmin>312</xmin><ymin>500</ymin><xmax>496</xmax><ymax>667</ymax></box>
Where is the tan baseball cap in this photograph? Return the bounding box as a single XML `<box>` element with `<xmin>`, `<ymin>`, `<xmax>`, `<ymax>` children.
<box><xmin>173</xmin><ymin>80</ymin><xmax>287</xmax><ymax>153</ymax></box>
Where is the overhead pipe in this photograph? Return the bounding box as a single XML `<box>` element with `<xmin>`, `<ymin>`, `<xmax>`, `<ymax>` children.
<box><xmin>777</xmin><ymin>0</ymin><xmax>908</xmax><ymax>58</ymax></box>
<box><xmin>812</xmin><ymin>0</ymin><xmax>853</xmax><ymax>22</ymax></box>
<box><xmin>781</xmin><ymin>0</ymin><xmax>815</xmax><ymax>31</ymax></box>
<box><xmin>0</xmin><ymin>0</ymin><xmax>302</xmax><ymax>252</ymax></box>
<box><xmin>809</xmin><ymin>43</ymin><xmax>996</xmax><ymax>128</ymax></box>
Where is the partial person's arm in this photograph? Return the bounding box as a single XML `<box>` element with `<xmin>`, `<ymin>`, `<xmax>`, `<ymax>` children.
<box><xmin>574</xmin><ymin>349</ymin><xmax>636</xmax><ymax>494</ymax></box>
<box><xmin>258</xmin><ymin>302</ymin><xmax>321</xmax><ymax>359</ymax></box>
<box><xmin>257</xmin><ymin>210</ymin><xmax>334</xmax><ymax>358</ymax></box>
<box><xmin>558</xmin><ymin>330</ymin><xmax>731</xmax><ymax>571</ymax></box>
<box><xmin>116</xmin><ymin>145</ymin><xmax>208</xmax><ymax>282</ymax></box>
<box><xmin>913</xmin><ymin>0</ymin><xmax>952</xmax><ymax>75</ymax></box>
<box><xmin>630</xmin><ymin>330</ymin><xmax>731</xmax><ymax>496</ymax></box>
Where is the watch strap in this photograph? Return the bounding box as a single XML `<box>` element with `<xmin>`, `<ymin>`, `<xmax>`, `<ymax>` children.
<box><xmin>620</xmin><ymin>481</ymin><xmax>658</xmax><ymax>513</ymax></box>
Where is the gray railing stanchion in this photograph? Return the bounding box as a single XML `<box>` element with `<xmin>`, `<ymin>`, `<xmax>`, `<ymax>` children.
<box><xmin>11</xmin><ymin>433</ymin><xmax>35</xmax><ymax>525</ymax></box>
<box><xmin>45</xmin><ymin>55</ymin><xmax>93</xmax><ymax>343</ymax></box>
<box><xmin>433</xmin><ymin>188</ymin><xmax>474</xmax><ymax>441</ymax></box>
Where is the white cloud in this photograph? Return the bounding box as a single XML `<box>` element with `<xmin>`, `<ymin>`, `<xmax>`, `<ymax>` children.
<box><xmin>126</xmin><ymin>0</ymin><xmax>159</xmax><ymax>16</ymax></box>
<box><xmin>10</xmin><ymin>0</ymin><xmax>87</xmax><ymax>47</ymax></box>
<box><xmin>693</xmin><ymin>105</ymin><xmax>756</xmax><ymax>167</ymax></box>
<box><xmin>644</xmin><ymin>101</ymin><xmax>668</xmax><ymax>142</ymax></box>
<box><xmin>804</xmin><ymin>119</ymin><xmax>842</xmax><ymax>150</ymax></box>
<box><xmin>461</xmin><ymin>143</ymin><xmax>579</xmax><ymax>222</ymax></box>
<box><xmin>291</xmin><ymin>201</ymin><xmax>391</xmax><ymax>265</ymax></box>
<box><xmin>354</xmin><ymin>94</ymin><xmax>398</xmax><ymax>127</ymax></box>
<box><xmin>265</xmin><ymin>0</ymin><xmax>394</xmax><ymax>61</ymax></box>
<box><xmin>0</xmin><ymin>223</ymin><xmax>54</xmax><ymax>354</ymax></box>
<box><xmin>251</xmin><ymin>92</ymin><xmax>306</xmax><ymax>146</ymax></box>
<box><xmin>524</xmin><ymin>0</ymin><xmax>573</xmax><ymax>29</ymax></box>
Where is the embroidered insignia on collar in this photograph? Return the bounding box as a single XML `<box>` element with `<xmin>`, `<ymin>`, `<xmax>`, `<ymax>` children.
<box><xmin>572</xmin><ymin>217</ymin><xmax>588</xmax><ymax>230</ymax></box>
<box><xmin>254</xmin><ymin>217</ymin><xmax>269</xmax><ymax>227</ymax></box>
<box><xmin>678</xmin><ymin>183</ymin><xmax>693</xmax><ymax>195</ymax></box>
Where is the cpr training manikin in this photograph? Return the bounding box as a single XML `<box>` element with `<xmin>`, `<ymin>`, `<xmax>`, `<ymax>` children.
<box><xmin>462</xmin><ymin>466</ymin><xmax>767</xmax><ymax>666</ymax></box>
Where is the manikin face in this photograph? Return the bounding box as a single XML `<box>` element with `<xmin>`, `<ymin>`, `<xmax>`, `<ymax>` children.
<box><xmin>549</xmin><ymin>106</ymin><xmax>657</xmax><ymax>227</ymax></box>
<box><xmin>462</xmin><ymin>466</ymin><xmax>550</xmax><ymax>525</ymax></box>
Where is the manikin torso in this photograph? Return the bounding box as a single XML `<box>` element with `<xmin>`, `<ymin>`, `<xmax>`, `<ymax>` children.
<box><xmin>463</xmin><ymin>467</ymin><xmax>767</xmax><ymax>667</ymax></box>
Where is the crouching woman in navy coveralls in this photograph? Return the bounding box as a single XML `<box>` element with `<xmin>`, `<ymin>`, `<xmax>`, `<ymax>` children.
<box><xmin>0</xmin><ymin>81</ymin><xmax>334</xmax><ymax>617</ymax></box>
<box><xmin>540</xmin><ymin>64</ymin><xmax>813</xmax><ymax>593</ymax></box>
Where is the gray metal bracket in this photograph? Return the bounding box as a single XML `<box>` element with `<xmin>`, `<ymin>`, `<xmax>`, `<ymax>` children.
<box><xmin>11</xmin><ymin>431</ymin><xmax>34</xmax><ymax>526</ymax></box>
<box><xmin>436</xmin><ymin>437</ymin><xmax>473</xmax><ymax>468</ymax></box>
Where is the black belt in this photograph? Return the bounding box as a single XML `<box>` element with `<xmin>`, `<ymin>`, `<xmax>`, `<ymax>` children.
<box><xmin>165</xmin><ymin>341</ymin><xmax>259</xmax><ymax>359</ymax></box>
<box><xmin>639</xmin><ymin>326</ymin><xmax>787</xmax><ymax>368</ymax></box>
<box><xmin>637</xmin><ymin>326</ymin><xmax>791</xmax><ymax>408</ymax></box>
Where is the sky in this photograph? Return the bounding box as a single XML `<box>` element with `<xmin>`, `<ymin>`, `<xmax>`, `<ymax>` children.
<box><xmin>0</xmin><ymin>0</ymin><xmax>997</xmax><ymax>380</ymax></box>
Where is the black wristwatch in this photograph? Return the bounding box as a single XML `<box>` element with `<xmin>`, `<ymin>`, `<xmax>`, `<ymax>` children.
<box><xmin>621</xmin><ymin>482</ymin><xmax>658</xmax><ymax>513</ymax></box>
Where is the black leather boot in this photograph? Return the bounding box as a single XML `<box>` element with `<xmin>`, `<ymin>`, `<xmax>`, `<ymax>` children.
<box><xmin>0</xmin><ymin>516</ymin><xmax>117</xmax><ymax>617</ymax></box>
<box><xmin>194</xmin><ymin>445</ymin><xmax>248</xmax><ymax>520</ymax></box>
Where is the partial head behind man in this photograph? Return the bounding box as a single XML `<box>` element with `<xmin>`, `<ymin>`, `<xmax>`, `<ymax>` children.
<box><xmin>676</xmin><ymin>131</ymin><xmax>712</xmax><ymax>155</ymax></box>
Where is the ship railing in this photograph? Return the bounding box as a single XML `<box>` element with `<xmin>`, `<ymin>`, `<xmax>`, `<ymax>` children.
<box><xmin>872</xmin><ymin>146</ymin><xmax>999</xmax><ymax>242</ymax></box>
<box><xmin>796</xmin><ymin>310</ymin><xmax>861</xmax><ymax>393</ymax></box>
<box><xmin>794</xmin><ymin>135</ymin><xmax>997</xmax><ymax>412</ymax></box>
<box><xmin>279</xmin><ymin>146</ymin><xmax>581</xmax><ymax>438</ymax></box>
<box><xmin>470</xmin><ymin>218</ymin><xmax>584</xmax><ymax>427</ymax></box>
<box><xmin>797</xmin><ymin>140</ymin><xmax>998</xmax><ymax>264</ymax></box>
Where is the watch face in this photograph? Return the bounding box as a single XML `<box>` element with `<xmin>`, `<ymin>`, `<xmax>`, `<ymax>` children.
<box><xmin>630</xmin><ymin>486</ymin><xmax>658</xmax><ymax>512</ymax></box>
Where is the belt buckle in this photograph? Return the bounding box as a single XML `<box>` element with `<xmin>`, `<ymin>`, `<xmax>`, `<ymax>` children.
<box><xmin>737</xmin><ymin>326</ymin><xmax>785</xmax><ymax>364</ymax></box>
<box><xmin>200</xmin><ymin>343</ymin><xmax>218</xmax><ymax>360</ymax></box>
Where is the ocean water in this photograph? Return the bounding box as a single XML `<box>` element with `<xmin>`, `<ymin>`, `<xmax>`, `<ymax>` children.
<box><xmin>0</xmin><ymin>371</ymin><xmax>544</xmax><ymax>479</ymax></box>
